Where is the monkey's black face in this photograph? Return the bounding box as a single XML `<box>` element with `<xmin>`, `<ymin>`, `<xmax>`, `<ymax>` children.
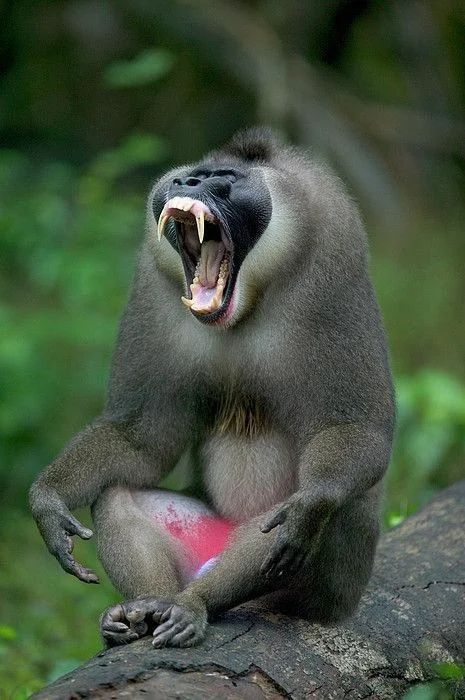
<box><xmin>153</xmin><ymin>162</ymin><xmax>272</xmax><ymax>325</ymax></box>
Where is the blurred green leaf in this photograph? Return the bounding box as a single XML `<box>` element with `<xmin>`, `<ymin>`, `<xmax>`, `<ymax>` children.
<box><xmin>386</xmin><ymin>371</ymin><xmax>465</xmax><ymax>522</ymax></box>
<box><xmin>0</xmin><ymin>625</ymin><xmax>17</xmax><ymax>641</ymax></box>
<box><xmin>432</xmin><ymin>662</ymin><xmax>465</xmax><ymax>681</ymax></box>
<box><xmin>403</xmin><ymin>685</ymin><xmax>446</xmax><ymax>700</ymax></box>
<box><xmin>90</xmin><ymin>132</ymin><xmax>168</xmax><ymax>182</ymax></box>
<box><xmin>47</xmin><ymin>658</ymin><xmax>81</xmax><ymax>682</ymax></box>
<box><xmin>104</xmin><ymin>49</ymin><xmax>174</xmax><ymax>88</ymax></box>
<box><xmin>387</xmin><ymin>513</ymin><xmax>405</xmax><ymax>527</ymax></box>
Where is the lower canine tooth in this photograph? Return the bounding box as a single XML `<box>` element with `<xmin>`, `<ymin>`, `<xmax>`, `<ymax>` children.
<box><xmin>181</xmin><ymin>296</ymin><xmax>194</xmax><ymax>308</ymax></box>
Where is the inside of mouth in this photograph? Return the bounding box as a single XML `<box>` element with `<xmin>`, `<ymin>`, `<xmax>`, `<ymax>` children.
<box><xmin>180</xmin><ymin>219</ymin><xmax>231</xmax><ymax>315</ymax></box>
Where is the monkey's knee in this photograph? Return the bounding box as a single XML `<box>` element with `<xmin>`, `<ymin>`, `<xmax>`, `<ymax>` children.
<box><xmin>279</xmin><ymin>495</ymin><xmax>380</xmax><ymax>623</ymax></box>
<box><xmin>92</xmin><ymin>487</ymin><xmax>186</xmax><ymax>598</ymax></box>
<box><xmin>92</xmin><ymin>487</ymin><xmax>237</xmax><ymax>598</ymax></box>
<box><xmin>92</xmin><ymin>485</ymin><xmax>130</xmax><ymax>528</ymax></box>
<box><xmin>91</xmin><ymin>486</ymin><xmax>144</xmax><ymax>570</ymax></box>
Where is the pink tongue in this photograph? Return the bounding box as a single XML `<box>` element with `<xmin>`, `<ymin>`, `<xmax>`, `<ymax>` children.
<box><xmin>189</xmin><ymin>240</ymin><xmax>226</xmax><ymax>312</ymax></box>
<box><xmin>191</xmin><ymin>284</ymin><xmax>218</xmax><ymax>307</ymax></box>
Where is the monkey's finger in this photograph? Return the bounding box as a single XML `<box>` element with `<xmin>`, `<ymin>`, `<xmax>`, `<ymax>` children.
<box><xmin>104</xmin><ymin>621</ymin><xmax>130</xmax><ymax>632</ymax></box>
<box><xmin>290</xmin><ymin>549</ymin><xmax>309</xmax><ymax>576</ymax></box>
<box><xmin>152</xmin><ymin>617</ymin><xmax>176</xmax><ymax>639</ymax></box>
<box><xmin>262</xmin><ymin>529</ymin><xmax>298</xmax><ymax>577</ymax></box>
<box><xmin>65</xmin><ymin>515</ymin><xmax>93</xmax><ymax>540</ymax></box>
<box><xmin>260</xmin><ymin>509</ymin><xmax>287</xmax><ymax>533</ymax></box>
<box><xmin>103</xmin><ymin>629</ymin><xmax>139</xmax><ymax>646</ymax></box>
<box><xmin>75</xmin><ymin>566</ymin><xmax>100</xmax><ymax>583</ymax></box>
<box><xmin>274</xmin><ymin>546</ymin><xmax>303</xmax><ymax>577</ymax></box>
<box><xmin>130</xmin><ymin>620</ymin><xmax>149</xmax><ymax>637</ymax></box>
<box><xmin>152</xmin><ymin>621</ymin><xmax>185</xmax><ymax>648</ymax></box>
<box><xmin>260</xmin><ymin>543</ymin><xmax>288</xmax><ymax>577</ymax></box>
<box><xmin>60</xmin><ymin>552</ymin><xmax>100</xmax><ymax>583</ymax></box>
<box><xmin>124</xmin><ymin>604</ymin><xmax>150</xmax><ymax>636</ymax></box>
<box><xmin>168</xmin><ymin>624</ymin><xmax>197</xmax><ymax>647</ymax></box>
<box><xmin>159</xmin><ymin>604</ymin><xmax>175</xmax><ymax>623</ymax></box>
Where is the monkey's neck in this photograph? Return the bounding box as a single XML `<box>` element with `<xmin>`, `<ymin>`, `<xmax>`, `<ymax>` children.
<box><xmin>215</xmin><ymin>391</ymin><xmax>266</xmax><ymax>439</ymax></box>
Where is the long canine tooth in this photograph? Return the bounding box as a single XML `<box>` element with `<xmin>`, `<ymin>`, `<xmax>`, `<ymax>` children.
<box><xmin>157</xmin><ymin>213</ymin><xmax>168</xmax><ymax>241</ymax></box>
<box><xmin>196</xmin><ymin>211</ymin><xmax>205</xmax><ymax>243</ymax></box>
<box><xmin>181</xmin><ymin>296</ymin><xmax>194</xmax><ymax>308</ymax></box>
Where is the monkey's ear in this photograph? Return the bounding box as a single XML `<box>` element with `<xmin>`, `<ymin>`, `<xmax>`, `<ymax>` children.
<box><xmin>221</xmin><ymin>127</ymin><xmax>283</xmax><ymax>163</ymax></box>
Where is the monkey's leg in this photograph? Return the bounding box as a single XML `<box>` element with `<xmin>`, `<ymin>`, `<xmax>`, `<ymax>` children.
<box><xmin>271</xmin><ymin>488</ymin><xmax>380</xmax><ymax>623</ymax></box>
<box><xmin>124</xmin><ymin>491</ymin><xmax>380</xmax><ymax>648</ymax></box>
<box><xmin>106</xmin><ymin>424</ymin><xmax>391</xmax><ymax>647</ymax></box>
<box><xmin>94</xmin><ymin>487</ymin><xmax>235</xmax><ymax>646</ymax></box>
<box><xmin>131</xmin><ymin>513</ymin><xmax>281</xmax><ymax>648</ymax></box>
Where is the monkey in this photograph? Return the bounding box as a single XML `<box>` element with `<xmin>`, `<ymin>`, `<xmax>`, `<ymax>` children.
<box><xmin>29</xmin><ymin>127</ymin><xmax>395</xmax><ymax>648</ymax></box>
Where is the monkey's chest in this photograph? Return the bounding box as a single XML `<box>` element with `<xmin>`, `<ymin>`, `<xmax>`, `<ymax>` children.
<box><xmin>201</xmin><ymin>399</ymin><xmax>296</xmax><ymax>523</ymax></box>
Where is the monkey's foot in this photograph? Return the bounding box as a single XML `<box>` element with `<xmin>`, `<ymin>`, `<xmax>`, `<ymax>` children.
<box><xmin>100</xmin><ymin>596</ymin><xmax>207</xmax><ymax>648</ymax></box>
<box><xmin>151</xmin><ymin>599</ymin><xmax>207</xmax><ymax>648</ymax></box>
<box><xmin>100</xmin><ymin>597</ymin><xmax>171</xmax><ymax>647</ymax></box>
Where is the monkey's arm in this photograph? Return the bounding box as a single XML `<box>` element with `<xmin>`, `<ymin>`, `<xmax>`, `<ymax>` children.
<box><xmin>259</xmin><ymin>422</ymin><xmax>392</xmax><ymax>577</ymax></box>
<box><xmin>29</xmin><ymin>419</ymin><xmax>173</xmax><ymax>583</ymax></box>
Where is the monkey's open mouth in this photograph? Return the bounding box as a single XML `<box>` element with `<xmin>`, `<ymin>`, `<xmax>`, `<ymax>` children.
<box><xmin>157</xmin><ymin>197</ymin><xmax>235</xmax><ymax>322</ymax></box>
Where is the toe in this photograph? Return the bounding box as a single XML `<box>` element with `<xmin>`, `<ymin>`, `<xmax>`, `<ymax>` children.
<box><xmin>124</xmin><ymin>604</ymin><xmax>149</xmax><ymax>636</ymax></box>
<box><xmin>169</xmin><ymin>623</ymin><xmax>197</xmax><ymax>647</ymax></box>
<box><xmin>101</xmin><ymin>603</ymin><xmax>126</xmax><ymax>628</ymax></box>
<box><xmin>103</xmin><ymin>629</ymin><xmax>139</xmax><ymax>647</ymax></box>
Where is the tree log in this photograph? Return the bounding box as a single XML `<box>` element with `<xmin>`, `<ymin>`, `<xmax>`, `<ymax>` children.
<box><xmin>34</xmin><ymin>482</ymin><xmax>465</xmax><ymax>699</ymax></box>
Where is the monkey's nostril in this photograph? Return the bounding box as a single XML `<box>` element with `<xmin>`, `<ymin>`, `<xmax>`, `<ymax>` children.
<box><xmin>186</xmin><ymin>177</ymin><xmax>202</xmax><ymax>187</ymax></box>
<box><xmin>172</xmin><ymin>177</ymin><xmax>182</xmax><ymax>186</ymax></box>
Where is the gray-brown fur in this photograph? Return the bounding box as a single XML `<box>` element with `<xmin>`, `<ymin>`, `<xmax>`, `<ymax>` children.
<box><xmin>30</xmin><ymin>128</ymin><xmax>395</xmax><ymax>647</ymax></box>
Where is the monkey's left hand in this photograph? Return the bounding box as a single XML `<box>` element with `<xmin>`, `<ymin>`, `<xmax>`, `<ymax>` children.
<box><xmin>260</xmin><ymin>493</ymin><xmax>334</xmax><ymax>579</ymax></box>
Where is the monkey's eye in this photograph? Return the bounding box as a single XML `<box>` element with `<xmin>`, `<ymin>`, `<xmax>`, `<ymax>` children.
<box><xmin>212</xmin><ymin>170</ymin><xmax>238</xmax><ymax>183</ymax></box>
<box><xmin>188</xmin><ymin>168</ymin><xmax>242</xmax><ymax>184</ymax></box>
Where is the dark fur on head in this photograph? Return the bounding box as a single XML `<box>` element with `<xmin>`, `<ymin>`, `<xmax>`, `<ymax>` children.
<box><xmin>208</xmin><ymin>126</ymin><xmax>283</xmax><ymax>164</ymax></box>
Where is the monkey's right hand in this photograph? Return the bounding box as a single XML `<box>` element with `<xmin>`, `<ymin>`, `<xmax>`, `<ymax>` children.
<box><xmin>30</xmin><ymin>485</ymin><xmax>99</xmax><ymax>583</ymax></box>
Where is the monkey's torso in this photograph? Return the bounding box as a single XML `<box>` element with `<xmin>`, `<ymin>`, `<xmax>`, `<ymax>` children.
<box><xmin>104</xmin><ymin>254</ymin><xmax>391</xmax><ymax>539</ymax></box>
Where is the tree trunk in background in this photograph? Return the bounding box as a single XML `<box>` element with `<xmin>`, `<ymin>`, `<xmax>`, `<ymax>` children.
<box><xmin>33</xmin><ymin>482</ymin><xmax>465</xmax><ymax>700</ymax></box>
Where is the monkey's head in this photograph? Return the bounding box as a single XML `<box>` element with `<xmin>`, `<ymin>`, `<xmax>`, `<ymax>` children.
<box><xmin>149</xmin><ymin>128</ymin><xmax>306</xmax><ymax>328</ymax></box>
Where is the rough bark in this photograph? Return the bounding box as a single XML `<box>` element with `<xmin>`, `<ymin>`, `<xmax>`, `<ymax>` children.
<box><xmin>34</xmin><ymin>482</ymin><xmax>465</xmax><ymax>699</ymax></box>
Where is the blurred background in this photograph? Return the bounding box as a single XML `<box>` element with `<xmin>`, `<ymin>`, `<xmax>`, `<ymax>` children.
<box><xmin>0</xmin><ymin>1</ymin><xmax>464</xmax><ymax>696</ymax></box>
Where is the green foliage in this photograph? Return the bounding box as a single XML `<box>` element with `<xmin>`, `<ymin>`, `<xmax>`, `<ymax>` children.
<box><xmin>0</xmin><ymin>510</ymin><xmax>117</xmax><ymax>697</ymax></box>
<box><xmin>0</xmin><ymin>136</ymin><xmax>165</xmax><ymax>503</ymax></box>
<box><xmin>403</xmin><ymin>661</ymin><xmax>465</xmax><ymax>700</ymax></box>
<box><xmin>403</xmin><ymin>684</ymin><xmax>451</xmax><ymax>700</ymax></box>
<box><xmin>386</xmin><ymin>371</ymin><xmax>465</xmax><ymax>525</ymax></box>
<box><xmin>104</xmin><ymin>49</ymin><xmax>174</xmax><ymax>88</ymax></box>
<box><xmin>0</xmin><ymin>141</ymin><xmax>167</xmax><ymax>693</ymax></box>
